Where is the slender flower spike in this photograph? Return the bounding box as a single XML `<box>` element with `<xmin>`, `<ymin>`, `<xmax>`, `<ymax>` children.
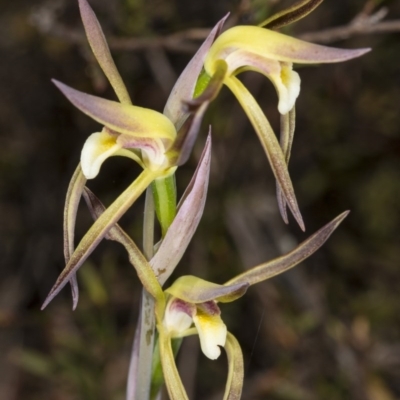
<box><xmin>51</xmin><ymin>129</ymin><xmax>351</xmax><ymax>399</ymax></box>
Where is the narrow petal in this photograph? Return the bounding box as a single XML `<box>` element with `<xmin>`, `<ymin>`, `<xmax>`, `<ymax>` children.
<box><xmin>225</xmin><ymin>211</ymin><xmax>349</xmax><ymax>287</ymax></box>
<box><xmin>259</xmin><ymin>0</ymin><xmax>324</xmax><ymax>29</ymax></box>
<box><xmin>63</xmin><ymin>164</ymin><xmax>87</xmax><ymax>309</ymax></box>
<box><xmin>151</xmin><ymin>133</ymin><xmax>212</xmax><ymax>285</ymax></box>
<box><xmin>52</xmin><ymin>80</ymin><xmax>176</xmax><ymax>142</ymax></box>
<box><xmin>165</xmin><ymin>275</ymin><xmax>248</xmax><ymax>304</ymax></box>
<box><xmin>41</xmin><ymin>168</ymin><xmax>159</xmax><ymax>309</ymax></box>
<box><xmin>193</xmin><ymin>304</ymin><xmax>227</xmax><ymax>360</ymax></box>
<box><xmin>169</xmin><ymin>102</ymin><xmax>208</xmax><ymax>166</ymax></box>
<box><xmin>163</xmin><ymin>14</ymin><xmax>229</xmax><ymax>129</ymax></box>
<box><xmin>206</xmin><ymin>25</ymin><xmax>370</xmax><ymax>66</ymax></box>
<box><xmin>223</xmin><ymin>333</ymin><xmax>244</xmax><ymax>400</ymax></box>
<box><xmin>78</xmin><ymin>0</ymin><xmax>131</xmax><ymax>104</ymax></box>
<box><xmin>82</xmin><ymin>187</ymin><xmax>165</xmax><ymax>314</ymax></box>
<box><xmin>158</xmin><ymin>328</ymin><xmax>189</xmax><ymax>400</ymax></box>
<box><xmin>172</xmin><ymin>59</ymin><xmax>227</xmax><ymax>166</ymax></box>
<box><xmin>277</xmin><ymin>107</ymin><xmax>296</xmax><ymax>223</ymax></box>
<box><xmin>224</xmin><ymin>76</ymin><xmax>305</xmax><ymax>230</ymax></box>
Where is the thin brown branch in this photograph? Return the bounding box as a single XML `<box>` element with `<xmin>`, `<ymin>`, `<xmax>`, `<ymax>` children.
<box><xmin>31</xmin><ymin>3</ymin><xmax>400</xmax><ymax>54</ymax></box>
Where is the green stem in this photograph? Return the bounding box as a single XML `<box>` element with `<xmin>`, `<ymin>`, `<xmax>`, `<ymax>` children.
<box><xmin>152</xmin><ymin>174</ymin><xmax>177</xmax><ymax>237</ymax></box>
<box><xmin>131</xmin><ymin>188</ymin><xmax>156</xmax><ymax>400</ymax></box>
<box><xmin>129</xmin><ymin>173</ymin><xmax>178</xmax><ymax>400</ymax></box>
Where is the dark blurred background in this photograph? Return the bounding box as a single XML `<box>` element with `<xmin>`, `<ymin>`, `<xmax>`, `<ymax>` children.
<box><xmin>1</xmin><ymin>0</ymin><xmax>400</xmax><ymax>399</ymax></box>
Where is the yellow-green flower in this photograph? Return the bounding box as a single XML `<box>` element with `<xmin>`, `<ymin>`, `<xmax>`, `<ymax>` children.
<box><xmin>54</xmin><ymin>80</ymin><xmax>177</xmax><ymax>178</ymax></box>
<box><xmin>47</xmin><ymin>0</ymin><xmax>224</xmax><ymax>309</ymax></box>
<box><xmin>44</xmin><ymin>129</ymin><xmax>349</xmax><ymax>398</ymax></box>
<box><xmin>155</xmin><ymin>210</ymin><xmax>348</xmax><ymax>399</ymax></box>
<box><xmin>163</xmin><ymin>276</ymin><xmax>247</xmax><ymax>360</ymax></box>
<box><xmin>190</xmin><ymin>0</ymin><xmax>370</xmax><ymax>229</ymax></box>
<box><xmin>54</xmin><ymin>0</ymin><xmax>179</xmax><ymax>180</ymax></box>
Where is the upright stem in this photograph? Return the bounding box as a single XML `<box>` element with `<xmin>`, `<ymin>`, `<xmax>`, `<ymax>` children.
<box><xmin>128</xmin><ymin>188</ymin><xmax>156</xmax><ymax>400</ymax></box>
<box><xmin>127</xmin><ymin>172</ymin><xmax>177</xmax><ymax>400</ymax></box>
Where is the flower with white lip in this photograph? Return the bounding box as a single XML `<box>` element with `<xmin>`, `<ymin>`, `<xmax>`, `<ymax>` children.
<box><xmin>42</xmin><ymin>129</ymin><xmax>351</xmax><ymax>399</ymax></box>
<box><xmin>163</xmin><ymin>276</ymin><xmax>247</xmax><ymax>360</ymax></box>
<box><xmin>52</xmin><ymin>0</ymin><xmax>178</xmax><ymax>180</ymax></box>
<box><xmin>51</xmin><ymin>0</ymin><xmax>224</xmax><ymax>309</ymax></box>
<box><xmin>188</xmin><ymin>0</ymin><xmax>371</xmax><ymax>229</ymax></box>
<box><xmin>53</xmin><ymin>80</ymin><xmax>177</xmax><ymax>179</ymax></box>
<box><xmin>154</xmin><ymin>210</ymin><xmax>350</xmax><ymax>400</ymax></box>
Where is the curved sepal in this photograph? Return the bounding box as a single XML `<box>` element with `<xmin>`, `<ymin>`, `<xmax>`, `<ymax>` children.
<box><xmin>52</xmin><ymin>80</ymin><xmax>176</xmax><ymax>142</ymax></box>
<box><xmin>172</xmin><ymin>60</ymin><xmax>227</xmax><ymax>166</ymax></box>
<box><xmin>223</xmin><ymin>333</ymin><xmax>244</xmax><ymax>400</ymax></box>
<box><xmin>41</xmin><ymin>169</ymin><xmax>159</xmax><ymax>309</ymax></box>
<box><xmin>78</xmin><ymin>0</ymin><xmax>131</xmax><ymax>104</ymax></box>
<box><xmin>82</xmin><ymin>187</ymin><xmax>165</xmax><ymax>316</ymax></box>
<box><xmin>226</xmin><ymin>211</ymin><xmax>349</xmax><ymax>287</ymax></box>
<box><xmin>277</xmin><ymin>107</ymin><xmax>296</xmax><ymax>223</ymax></box>
<box><xmin>151</xmin><ymin>133</ymin><xmax>212</xmax><ymax>285</ymax></box>
<box><xmin>165</xmin><ymin>275</ymin><xmax>248</xmax><ymax>304</ymax></box>
<box><xmin>63</xmin><ymin>164</ymin><xmax>87</xmax><ymax>310</ymax></box>
<box><xmin>163</xmin><ymin>14</ymin><xmax>229</xmax><ymax>129</ymax></box>
<box><xmin>206</xmin><ymin>25</ymin><xmax>370</xmax><ymax>66</ymax></box>
<box><xmin>158</xmin><ymin>327</ymin><xmax>189</xmax><ymax>400</ymax></box>
<box><xmin>224</xmin><ymin>76</ymin><xmax>305</xmax><ymax>231</ymax></box>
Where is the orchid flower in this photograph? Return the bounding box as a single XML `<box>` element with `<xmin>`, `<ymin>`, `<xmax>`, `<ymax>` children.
<box><xmin>186</xmin><ymin>0</ymin><xmax>370</xmax><ymax>230</ymax></box>
<box><xmin>79</xmin><ymin>167</ymin><xmax>349</xmax><ymax>399</ymax></box>
<box><xmin>157</xmin><ymin>210</ymin><xmax>348</xmax><ymax>399</ymax></box>
<box><xmin>44</xmin><ymin>124</ymin><xmax>349</xmax><ymax>398</ymax></box>
<box><xmin>49</xmin><ymin>0</ymin><xmax>225</xmax><ymax>310</ymax></box>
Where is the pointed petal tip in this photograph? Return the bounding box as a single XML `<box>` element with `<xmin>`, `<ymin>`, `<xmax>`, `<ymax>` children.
<box><xmin>52</xmin><ymin>79</ymin><xmax>69</xmax><ymax>94</ymax></box>
<box><xmin>336</xmin><ymin>210</ymin><xmax>350</xmax><ymax>224</ymax></box>
<box><xmin>294</xmin><ymin>211</ymin><xmax>305</xmax><ymax>232</ymax></box>
<box><xmin>343</xmin><ymin>47</ymin><xmax>371</xmax><ymax>60</ymax></box>
<box><xmin>78</xmin><ymin>0</ymin><xmax>90</xmax><ymax>11</ymax></box>
<box><xmin>40</xmin><ymin>296</ymin><xmax>51</xmax><ymax>311</ymax></box>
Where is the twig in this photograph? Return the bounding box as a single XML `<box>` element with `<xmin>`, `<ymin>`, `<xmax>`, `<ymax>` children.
<box><xmin>31</xmin><ymin>0</ymin><xmax>400</xmax><ymax>54</ymax></box>
<box><xmin>298</xmin><ymin>7</ymin><xmax>397</xmax><ymax>43</ymax></box>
